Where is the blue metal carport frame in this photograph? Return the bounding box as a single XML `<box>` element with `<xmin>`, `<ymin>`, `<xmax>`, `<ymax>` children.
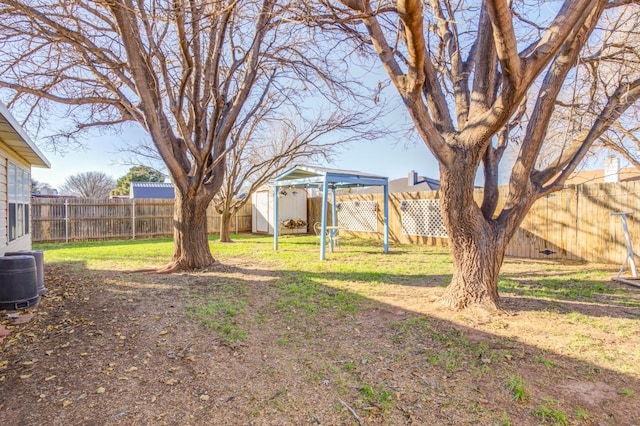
<box><xmin>272</xmin><ymin>165</ymin><xmax>389</xmax><ymax>260</ymax></box>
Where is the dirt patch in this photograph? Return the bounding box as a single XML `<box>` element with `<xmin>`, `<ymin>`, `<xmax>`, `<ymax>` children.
<box><xmin>1</xmin><ymin>259</ymin><xmax>639</xmax><ymax>425</ymax></box>
<box><xmin>557</xmin><ymin>381</ymin><xmax>617</xmax><ymax>407</ymax></box>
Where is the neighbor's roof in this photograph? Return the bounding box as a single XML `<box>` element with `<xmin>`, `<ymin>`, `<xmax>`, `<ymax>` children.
<box><xmin>564</xmin><ymin>167</ymin><xmax>640</xmax><ymax>185</ymax></box>
<box><xmin>0</xmin><ymin>103</ymin><xmax>49</xmax><ymax>168</ymax></box>
<box><xmin>129</xmin><ymin>181</ymin><xmax>175</xmax><ymax>199</ymax></box>
<box><xmin>274</xmin><ymin>165</ymin><xmax>388</xmax><ymax>189</ymax></box>
<box><xmin>354</xmin><ymin>175</ymin><xmax>441</xmax><ymax>194</ymax></box>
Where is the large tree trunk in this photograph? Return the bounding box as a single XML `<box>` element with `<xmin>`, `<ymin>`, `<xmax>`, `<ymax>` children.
<box><xmin>219</xmin><ymin>211</ymin><xmax>233</xmax><ymax>243</ymax></box>
<box><xmin>439</xmin><ymin>224</ymin><xmax>506</xmax><ymax>310</ymax></box>
<box><xmin>163</xmin><ymin>190</ymin><xmax>215</xmax><ymax>271</ymax></box>
<box><xmin>438</xmin><ymin>150</ymin><xmax>507</xmax><ymax>310</ymax></box>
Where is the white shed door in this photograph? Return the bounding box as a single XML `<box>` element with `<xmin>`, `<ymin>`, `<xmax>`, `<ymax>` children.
<box><xmin>255</xmin><ymin>191</ymin><xmax>270</xmax><ymax>233</ymax></box>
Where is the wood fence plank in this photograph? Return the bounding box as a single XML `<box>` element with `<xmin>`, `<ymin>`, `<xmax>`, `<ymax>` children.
<box><xmin>31</xmin><ymin>198</ymin><xmax>252</xmax><ymax>242</ymax></box>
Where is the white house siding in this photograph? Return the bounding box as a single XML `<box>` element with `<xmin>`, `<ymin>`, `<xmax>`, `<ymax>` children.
<box><xmin>0</xmin><ymin>148</ymin><xmax>6</xmax><ymax>249</ymax></box>
<box><xmin>0</xmin><ymin>144</ymin><xmax>32</xmax><ymax>255</ymax></box>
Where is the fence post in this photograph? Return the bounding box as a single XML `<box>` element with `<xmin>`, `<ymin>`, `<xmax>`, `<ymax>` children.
<box><xmin>132</xmin><ymin>199</ymin><xmax>136</xmax><ymax>240</ymax></box>
<box><xmin>235</xmin><ymin>213</ymin><xmax>238</xmax><ymax>234</ymax></box>
<box><xmin>64</xmin><ymin>199</ymin><xmax>69</xmax><ymax>243</ymax></box>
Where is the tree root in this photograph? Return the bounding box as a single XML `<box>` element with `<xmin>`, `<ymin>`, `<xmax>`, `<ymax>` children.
<box><xmin>132</xmin><ymin>259</ymin><xmax>217</xmax><ymax>275</ymax></box>
<box><xmin>437</xmin><ymin>294</ymin><xmax>502</xmax><ymax>314</ymax></box>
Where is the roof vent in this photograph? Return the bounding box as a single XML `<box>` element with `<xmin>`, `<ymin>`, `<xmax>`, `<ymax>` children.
<box><xmin>408</xmin><ymin>170</ymin><xmax>418</xmax><ymax>186</ymax></box>
<box><xmin>604</xmin><ymin>156</ymin><xmax>620</xmax><ymax>183</ymax></box>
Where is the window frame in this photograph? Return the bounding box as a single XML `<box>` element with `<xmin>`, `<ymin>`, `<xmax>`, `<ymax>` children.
<box><xmin>7</xmin><ymin>161</ymin><xmax>30</xmax><ymax>242</ymax></box>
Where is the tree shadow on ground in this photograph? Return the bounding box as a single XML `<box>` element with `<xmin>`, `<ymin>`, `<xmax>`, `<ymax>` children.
<box><xmin>2</xmin><ymin>258</ymin><xmax>638</xmax><ymax>425</ymax></box>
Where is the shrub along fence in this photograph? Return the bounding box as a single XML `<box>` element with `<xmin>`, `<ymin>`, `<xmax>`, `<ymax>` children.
<box><xmin>307</xmin><ymin>181</ymin><xmax>640</xmax><ymax>265</ymax></box>
<box><xmin>31</xmin><ymin>198</ymin><xmax>252</xmax><ymax>243</ymax></box>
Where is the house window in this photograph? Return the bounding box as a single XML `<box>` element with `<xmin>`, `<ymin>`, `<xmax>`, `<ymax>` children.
<box><xmin>8</xmin><ymin>162</ymin><xmax>30</xmax><ymax>241</ymax></box>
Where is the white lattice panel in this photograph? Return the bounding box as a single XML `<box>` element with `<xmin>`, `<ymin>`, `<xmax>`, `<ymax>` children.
<box><xmin>401</xmin><ymin>199</ymin><xmax>448</xmax><ymax>238</ymax></box>
<box><xmin>337</xmin><ymin>201</ymin><xmax>378</xmax><ymax>232</ymax></box>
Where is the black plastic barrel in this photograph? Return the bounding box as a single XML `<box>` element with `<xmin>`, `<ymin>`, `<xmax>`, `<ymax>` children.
<box><xmin>5</xmin><ymin>250</ymin><xmax>46</xmax><ymax>295</ymax></box>
<box><xmin>0</xmin><ymin>255</ymin><xmax>39</xmax><ymax>310</ymax></box>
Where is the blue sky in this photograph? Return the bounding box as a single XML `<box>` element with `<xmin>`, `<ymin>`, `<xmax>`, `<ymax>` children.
<box><xmin>30</xmin><ymin>122</ymin><xmax>441</xmax><ymax>190</ymax></box>
<box><xmin>29</xmin><ymin>78</ymin><xmax>443</xmax><ymax>190</ymax></box>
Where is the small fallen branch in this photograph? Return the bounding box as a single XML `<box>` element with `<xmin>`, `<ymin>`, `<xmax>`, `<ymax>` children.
<box><xmin>338</xmin><ymin>398</ymin><xmax>362</xmax><ymax>425</ymax></box>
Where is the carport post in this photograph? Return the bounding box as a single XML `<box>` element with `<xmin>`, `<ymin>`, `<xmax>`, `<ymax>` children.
<box><xmin>331</xmin><ymin>186</ymin><xmax>337</xmax><ymax>227</ymax></box>
<box><xmin>320</xmin><ymin>179</ymin><xmax>329</xmax><ymax>260</ymax></box>
<box><xmin>273</xmin><ymin>184</ymin><xmax>279</xmax><ymax>251</ymax></box>
<box><xmin>383</xmin><ymin>184</ymin><xmax>389</xmax><ymax>253</ymax></box>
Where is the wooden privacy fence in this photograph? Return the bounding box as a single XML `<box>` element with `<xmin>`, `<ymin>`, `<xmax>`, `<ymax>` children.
<box><xmin>308</xmin><ymin>181</ymin><xmax>640</xmax><ymax>265</ymax></box>
<box><xmin>31</xmin><ymin>198</ymin><xmax>252</xmax><ymax>243</ymax></box>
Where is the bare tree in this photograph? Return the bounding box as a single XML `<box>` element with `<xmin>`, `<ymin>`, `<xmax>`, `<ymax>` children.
<box><xmin>60</xmin><ymin>171</ymin><xmax>115</xmax><ymax>198</ymax></box>
<box><xmin>0</xmin><ymin>0</ymin><xmax>377</xmax><ymax>271</ymax></box>
<box><xmin>215</xmin><ymin>111</ymin><xmax>373</xmax><ymax>242</ymax></box>
<box><xmin>32</xmin><ymin>178</ymin><xmax>56</xmax><ymax>195</ymax></box>
<box><xmin>315</xmin><ymin>0</ymin><xmax>640</xmax><ymax>309</ymax></box>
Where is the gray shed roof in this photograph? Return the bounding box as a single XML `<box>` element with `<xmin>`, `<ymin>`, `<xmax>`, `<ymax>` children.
<box><xmin>0</xmin><ymin>103</ymin><xmax>49</xmax><ymax>168</ymax></box>
<box><xmin>129</xmin><ymin>182</ymin><xmax>175</xmax><ymax>199</ymax></box>
<box><xmin>273</xmin><ymin>165</ymin><xmax>388</xmax><ymax>189</ymax></box>
<box><xmin>354</xmin><ymin>176</ymin><xmax>440</xmax><ymax>194</ymax></box>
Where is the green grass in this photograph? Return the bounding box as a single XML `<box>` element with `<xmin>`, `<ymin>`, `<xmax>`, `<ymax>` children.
<box><xmin>532</xmin><ymin>401</ymin><xmax>568</xmax><ymax>426</ymax></box>
<box><xmin>36</xmin><ymin>234</ymin><xmax>633</xmax><ymax>311</ymax></box>
<box><xmin>35</xmin><ymin>237</ymin><xmax>177</xmax><ymax>268</ymax></box>
<box><xmin>359</xmin><ymin>384</ymin><xmax>394</xmax><ymax>410</ymax></box>
<box><xmin>533</xmin><ymin>355</ymin><xmax>557</xmax><ymax>369</ymax></box>
<box><xmin>498</xmin><ymin>270</ymin><xmax>639</xmax><ymax>307</ymax></box>
<box><xmin>574</xmin><ymin>406</ymin><xmax>592</xmax><ymax>421</ymax></box>
<box><xmin>192</xmin><ymin>298</ymin><xmax>247</xmax><ymax>345</ymax></box>
<box><xmin>506</xmin><ymin>374</ymin><xmax>527</xmax><ymax>402</ymax></box>
<box><xmin>620</xmin><ymin>388</ymin><xmax>634</xmax><ymax>397</ymax></box>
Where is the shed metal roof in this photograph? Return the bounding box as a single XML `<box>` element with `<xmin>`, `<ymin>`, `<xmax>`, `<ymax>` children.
<box><xmin>130</xmin><ymin>182</ymin><xmax>175</xmax><ymax>199</ymax></box>
<box><xmin>0</xmin><ymin>103</ymin><xmax>50</xmax><ymax>168</ymax></box>
<box><xmin>274</xmin><ymin>165</ymin><xmax>388</xmax><ymax>189</ymax></box>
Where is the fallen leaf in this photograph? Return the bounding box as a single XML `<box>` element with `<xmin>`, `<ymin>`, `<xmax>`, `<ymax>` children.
<box><xmin>165</xmin><ymin>378</ymin><xmax>177</xmax><ymax>385</ymax></box>
<box><xmin>62</xmin><ymin>400</ymin><xmax>72</xmax><ymax>407</ymax></box>
<box><xmin>125</xmin><ymin>366</ymin><xmax>138</xmax><ymax>372</ymax></box>
<box><xmin>12</xmin><ymin>314</ymin><xmax>34</xmax><ymax>325</ymax></box>
<box><xmin>44</xmin><ymin>375</ymin><xmax>56</xmax><ymax>381</ymax></box>
<box><xmin>19</xmin><ymin>374</ymin><xmax>32</xmax><ymax>379</ymax></box>
<box><xmin>159</xmin><ymin>329</ymin><xmax>170</xmax><ymax>336</ymax></box>
<box><xmin>96</xmin><ymin>387</ymin><xmax>106</xmax><ymax>394</ymax></box>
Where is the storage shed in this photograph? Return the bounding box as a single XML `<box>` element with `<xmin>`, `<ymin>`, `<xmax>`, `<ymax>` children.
<box><xmin>252</xmin><ymin>185</ymin><xmax>307</xmax><ymax>235</ymax></box>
